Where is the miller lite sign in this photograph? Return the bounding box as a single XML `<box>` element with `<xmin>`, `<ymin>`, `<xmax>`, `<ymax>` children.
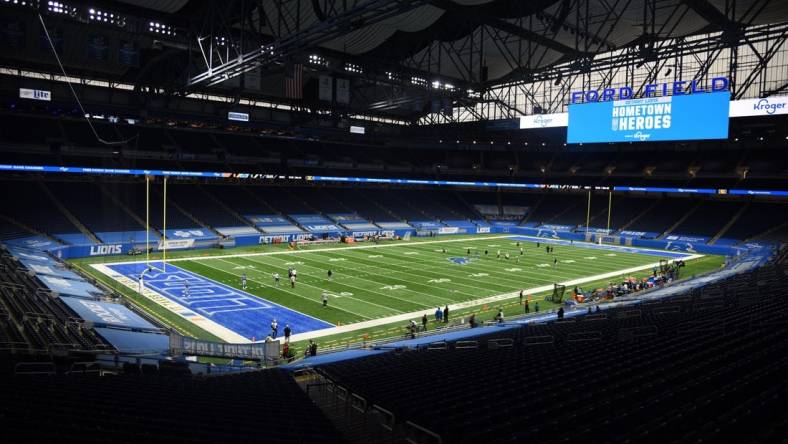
<box><xmin>19</xmin><ymin>88</ymin><xmax>51</xmax><ymax>101</ymax></box>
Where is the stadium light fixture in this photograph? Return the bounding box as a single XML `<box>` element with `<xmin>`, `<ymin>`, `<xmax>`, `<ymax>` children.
<box><xmin>308</xmin><ymin>54</ymin><xmax>326</xmax><ymax>66</ymax></box>
<box><xmin>47</xmin><ymin>1</ymin><xmax>75</xmax><ymax>15</ymax></box>
<box><xmin>88</xmin><ymin>8</ymin><xmax>125</xmax><ymax>26</ymax></box>
<box><xmin>411</xmin><ymin>76</ymin><xmax>427</xmax><ymax>87</ymax></box>
<box><xmin>148</xmin><ymin>21</ymin><xmax>176</xmax><ymax>36</ymax></box>
<box><xmin>3</xmin><ymin>1</ymin><xmax>35</xmax><ymax>7</ymax></box>
<box><xmin>431</xmin><ymin>80</ymin><xmax>441</xmax><ymax>89</ymax></box>
<box><xmin>344</xmin><ymin>63</ymin><xmax>363</xmax><ymax>74</ymax></box>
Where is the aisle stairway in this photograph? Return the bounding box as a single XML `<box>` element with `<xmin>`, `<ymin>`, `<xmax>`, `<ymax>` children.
<box><xmin>38</xmin><ymin>183</ymin><xmax>100</xmax><ymax>244</ymax></box>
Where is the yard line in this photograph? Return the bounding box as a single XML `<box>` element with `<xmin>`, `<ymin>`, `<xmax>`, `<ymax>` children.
<box><xmin>188</xmin><ymin>259</ymin><xmax>373</xmax><ymax>321</ymax></box>
<box><xmin>344</xmin><ymin>241</ymin><xmax>654</xmax><ymax>288</ymax></box>
<box><xmin>287</xmin><ymin>254</ymin><xmax>704</xmax><ymax>342</ymax></box>
<box><xmin>236</xmin><ymin>255</ymin><xmax>443</xmax><ymax>310</ymax></box>
<box><xmin>212</xmin><ymin>258</ymin><xmax>420</xmax><ymax>316</ymax></box>
<box><xmin>305</xmin><ymin>250</ymin><xmax>495</xmax><ymax>297</ymax></box>
<box><xmin>407</xmin><ymin>239</ymin><xmax>660</xmax><ymax>272</ymax></box>
<box><xmin>243</xmin><ymin>255</ymin><xmax>459</xmax><ymax>313</ymax></box>
<box><xmin>324</xmin><ymin>248</ymin><xmax>531</xmax><ymax>290</ymax></box>
<box><xmin>100</xmin><ymin>235</ymin><xmax>516</xmax><ymax>265</ymax></box>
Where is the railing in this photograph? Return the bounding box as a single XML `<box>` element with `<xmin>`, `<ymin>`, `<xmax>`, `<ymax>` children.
<box><xmin>305</xmin><ymin>370</ymin><xmax>442</xmax><ymax>444</ymax></box>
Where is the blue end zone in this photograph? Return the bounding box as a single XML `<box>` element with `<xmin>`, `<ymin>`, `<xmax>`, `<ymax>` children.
<box><xmin>507</xmin><ymin>236</ymin><xmax>695</xmax><ymax>259</ymax></box>
<box><xmin>107</xmin><ymin>261</ymin><xmax>332</xmax><ymax>340</ymax></box>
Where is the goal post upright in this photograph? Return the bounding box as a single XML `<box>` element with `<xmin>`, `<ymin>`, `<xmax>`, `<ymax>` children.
<box><xmin>163</xmin><ymin>176</ymin><xmax>167</xmax><ymax>272</ymax></box>
<box><xmin>585</xmin><ymin>190</ymin><xmax>591</xmax><ymax>235</ymax></box>
<box><xmin>145</xmin><ymin>174</ymin><xmax>153</xmax><ymax>268</ymax></box>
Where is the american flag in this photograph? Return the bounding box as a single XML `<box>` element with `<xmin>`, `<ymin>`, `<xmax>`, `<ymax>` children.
<box><xmin>284</xmin><ymin>63</ymin><xmax>303</xmax><ymax>99</ymax></box>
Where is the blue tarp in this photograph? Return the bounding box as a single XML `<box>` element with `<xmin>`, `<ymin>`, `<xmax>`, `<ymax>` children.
<box><xmin>7</xmin><ymin>247</ymin><xmax>54</xmax><ymax>263</ymax></box>
<box><xmin>96</xmin><ymin>231</ymin><xmax>154</xmax><ymax>244</ymax></box>
<box><xmin>290</xmin><ymin>214</ymin><xmax>333</xmax><ymax>225</ymax></box>
<box><xmin>619</xmin><ymin>230</ymin><xmax>660</xmax><ymax>239</ymax></box>
<box><xmin>20</xmin><ymin>259</ymin><xmax>84</xmax><ymax>280</ymax></box>
<box><xmin>60</xmin><ymin>297</ymin><xmax>159</xmax><ymax>330</ymax></box>
<box><xmin>38</xmin><ymin>275</ymin><xmax>102</xmax><ymax>299</ymax></box>
<box><xmin>55</xmin><ymin>233</ymin><xmax>97</xmax><ymax>245</ymax></box>
<box><xmin>163</xmin><ymin>228</ymin><xmax>218</xmax><ymax>241</ymax></box>
<box><xmin>94</xmin><ymin>327</ymin><xmax>170</xmax><ymax>354</ymax></box>
<box><xmin>327</xmin><ymin>213</ymin><xmax>368</xmax><ymax>224</ymax></box>
<box><xmin>411</xmin><ymin>221</ymin><xmax>445</xmax><ymax>229</ymax></box>
<box><xmin>2</xmin><ymin>236</ymin><xmax>62</xmax><ymax>251</ymax></box>
<box><xmin>664</xmin><ymin>234</ymin><xmax>710</xmax><ymax>243</ymax></box>
<box><xmin>245</xmin><ymin>215</ymin><xmax>291</xmax><ymax>227</ymax></box>
<box><xmin>444</xmin><ymin>220</ymin><xmax>477</xmax><ymax>228</ymax></box>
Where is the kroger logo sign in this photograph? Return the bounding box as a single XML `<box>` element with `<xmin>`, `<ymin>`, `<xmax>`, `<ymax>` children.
<box><xmin>624</xmin><ymin>131</ymin><xmax>651</xmax><ymax>141</ymax></box>
<box><xmin>753</xmin><ymin>98</ymin><xmax>786</xmax><ymax>115</ymax></box>
<box><xmin>519</xmin><ymin>112</ymin><xmax>568</xmax><ymax>129</ymax></box>
<box><xmin>729</xmin><ymin>96</ymin><xmax>788</xmax><ymax>117</ymax></box>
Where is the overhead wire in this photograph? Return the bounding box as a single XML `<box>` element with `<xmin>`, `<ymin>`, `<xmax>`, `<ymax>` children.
<box><xmin>38</xmin><ymin>13</ymin><xmax>138</xmax><ymax>146</ymax></box>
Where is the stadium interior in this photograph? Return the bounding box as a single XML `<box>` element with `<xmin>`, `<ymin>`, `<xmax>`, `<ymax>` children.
<box><xmin>0</xmin><ymin>0</ymin><xmax>787</xmax><ymax>443</ymax></box>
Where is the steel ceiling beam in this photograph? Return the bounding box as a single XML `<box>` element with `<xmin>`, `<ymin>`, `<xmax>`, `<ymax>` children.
<box><xmin>187</xmin><ymin>0</ymin><xmax>429</xmax><ymax>87</ymax></box>
<box><xmin>427</xmin><ymin>0</ymin><xmax>582</xmax><ymax>56</ymax></box>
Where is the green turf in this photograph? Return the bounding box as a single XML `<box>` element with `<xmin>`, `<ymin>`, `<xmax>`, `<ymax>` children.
<box><xmin>71</xmin><ymin>235</ymin><xmax>726</xmax><ymax>354</ymax></box>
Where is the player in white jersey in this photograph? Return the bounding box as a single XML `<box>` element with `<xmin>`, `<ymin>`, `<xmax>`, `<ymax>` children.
<box><xmin>184</xmin><ymin>280</ymin><xmax>190</xmax><ymax>297</ymax></box>
<box><xmin>242</xmin><ymin>272</ymin><xmax>247</xmax><ymax>290</ymax></box>
<box><xmin>273</xmin><ymin>272</ymin><xmax>280</xmax><ymax>286</ymax></box>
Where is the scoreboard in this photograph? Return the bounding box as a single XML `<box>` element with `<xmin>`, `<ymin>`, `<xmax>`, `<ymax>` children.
<box><xmin>567</xmin><ymin>91</ymin><xmax>730</xmax><ymax>144</ymax></box>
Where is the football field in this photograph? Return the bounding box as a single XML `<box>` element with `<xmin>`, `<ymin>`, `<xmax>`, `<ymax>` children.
<box><xmin>86</xmin><ymin>235</ymin><xmax>706</xmax><ymax>344</ymax></box>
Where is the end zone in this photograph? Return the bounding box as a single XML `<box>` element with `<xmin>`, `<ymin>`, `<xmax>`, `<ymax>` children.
<box><xmin>91</xmin><ymin>261</ymin><xmax>332</xmax><ymax>343</ymax></box>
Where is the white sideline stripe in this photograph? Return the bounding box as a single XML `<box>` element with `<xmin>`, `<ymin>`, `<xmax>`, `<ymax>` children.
<box><xmin>286</xmin><ymin>254</ymin><xmax>704</xmax><ymax>343</ymax></box>
<box><xmin>100</xmin><ymin>233</ymin><xmax>689</xmax><ymax>271</ymax></box>
<box><xmin>89</xmin><ymin>264</ymin><xmax>251</xmax><ymax>343</ymax></box>
<box><xmin>98</xmin><ymin>235</ymin><xmax>516</xmax><ymax>266</ymax></box>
